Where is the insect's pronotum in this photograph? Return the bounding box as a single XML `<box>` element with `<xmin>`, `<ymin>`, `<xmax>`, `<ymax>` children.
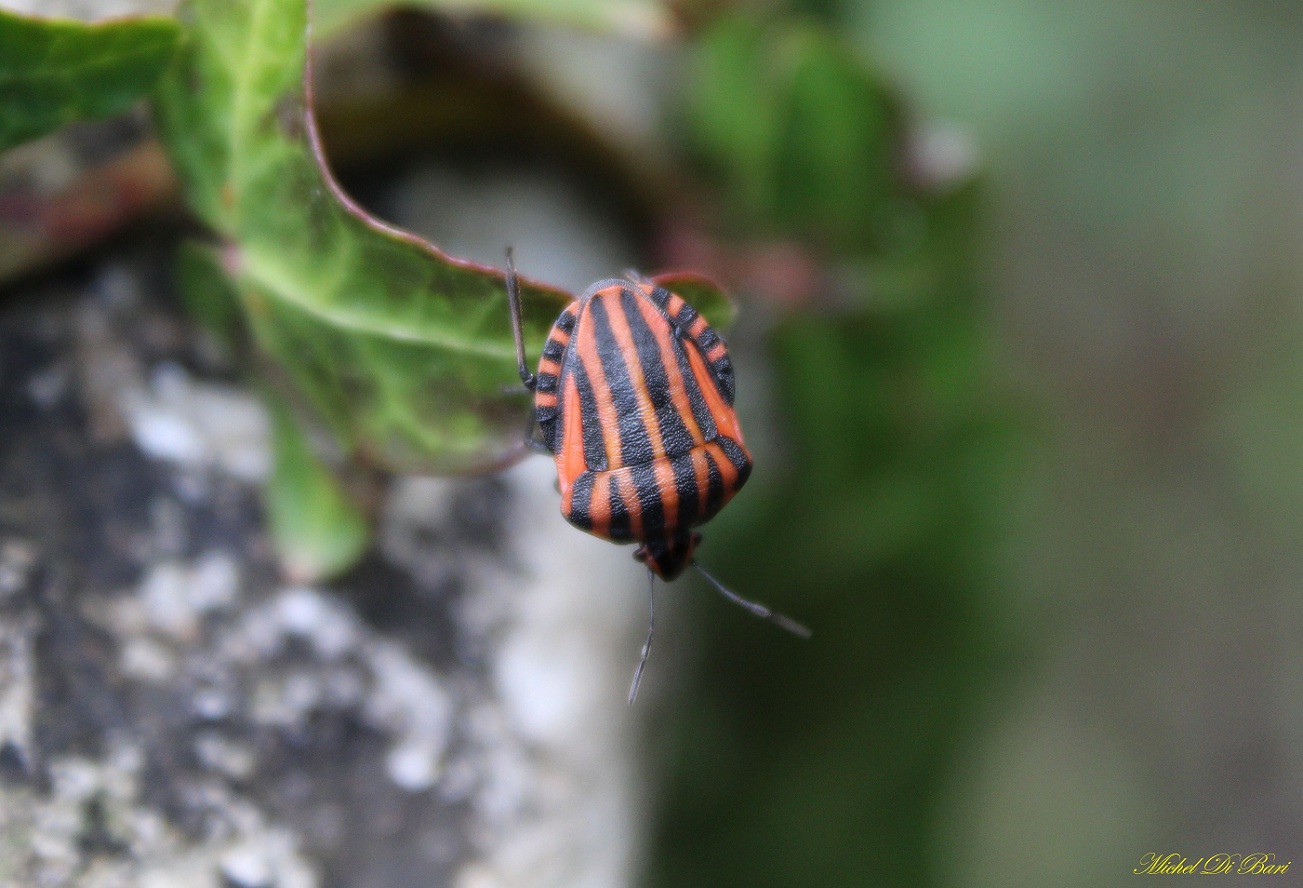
<box><xmin>506</xmin><ymin>249</ymin><xmax>809</xmax><ymax>702</ymax></box>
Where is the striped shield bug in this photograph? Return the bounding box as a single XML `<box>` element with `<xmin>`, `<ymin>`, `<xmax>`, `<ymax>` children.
<box><xmin>505</xmin><ymin>249</ymin><xmax>809</xmax><ymax>702</ymax></box>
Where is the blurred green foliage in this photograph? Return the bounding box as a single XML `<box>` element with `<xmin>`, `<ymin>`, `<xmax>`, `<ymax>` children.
<box><xmin>312</xmin><ymin>0</ymin><xmax>669</xmax><ymax>38</ymax></box>
<box><xmin>266</xmin><ymin>394</ymin><xmax>370</xmax><ymax>582</ymax></box>
<box><xmin>685</xmin><ymin>16</ymin><xmax>903</xmax><ymax>254</ymax></box>
<box><xmin>649</xmin><ymin>10</ymin><xmax>1016</xmax><ymax>888</ymax></box>
<box><xmin>175</xmin><ymin>240</ymin><xmax>241</xmax><ymax>346</ymax></box>
<box><xmin>0</xmin><ymin>9</ymin><xmax>179</xmax><ymax>152</ymax></box>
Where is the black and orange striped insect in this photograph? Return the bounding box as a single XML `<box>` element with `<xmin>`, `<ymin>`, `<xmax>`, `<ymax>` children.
<box><xmin>506</xmin><ymin>249</ymin><xmax>809</xmax><ymax>702</ymax></box>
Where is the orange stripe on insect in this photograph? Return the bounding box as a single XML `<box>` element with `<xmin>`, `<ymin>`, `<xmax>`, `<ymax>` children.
<box><xmin>614</xmin><ymin>470</ymin><xmax>644</xmax><ymax>541</ymax></box>
<box><xmin>682</xmin><ymin>338</ymin><xmax>744</xmax><ymax>446</ymax></box>
<box><xmin>690</xmin><ymin>446</ymin><xmax>711</xmax><ymax>510</ymax></box>
<box><xmin>588</xmin><ymin>469</ymin><xmax>612</xmax><ymax>538</ymax></box>
<box><xmin>573</xmin><ymin>298</ymin><xmax>625</xmax><ymax>472</ymax></box>
<box><xmin>651</xmin><ymin>455</ymin><xmax>680</xmax><ymax>531</ymax></box>
<box><xmin>557</xmin><ymin>371</ymin><xmax>585</xmax><ymax>504</ymax></box>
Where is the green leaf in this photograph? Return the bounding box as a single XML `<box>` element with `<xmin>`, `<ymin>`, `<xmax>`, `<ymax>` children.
<box><xmin>175</xmin><ymin>240</ymin><xmax>242</xmax><ymax>345</ymax></box>
<box><xmin>153</xmin><ymin>0</ymin><xmax>572</xmax><ymax>474</ymax></box>
<box><xmin>684</xmin><ymin>15</ymin><xmax>905</xmax><ymax>254</ymax></box>
<box><xmin>683</xmin><ymin>16</ymin><xmax>783</xmax><ymax>227</ymax></box>
<box><xmin>0</xmin><ymin>9</ymin><xmax>180</xmax><ymax>152</ymax></box>
<box><xmin>266</xmin><ymin>394</ymin><xmax>369</xmax><ymax>582</ymax></box>
<box><xmin>773</xmin><ymin>28</ymin><xmax>899</xmax><ymax>246</ymax></box>
<box><xmin>313</xmin><ymin>0</ymin><xmax>670</xmax><ymax>39</ymax></box>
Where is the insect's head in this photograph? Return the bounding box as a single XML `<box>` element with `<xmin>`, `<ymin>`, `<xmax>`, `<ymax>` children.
<box><xmin>634</xmin><ymin>531</ymin><xmax>701</xmax><ymax>581</ymax></box>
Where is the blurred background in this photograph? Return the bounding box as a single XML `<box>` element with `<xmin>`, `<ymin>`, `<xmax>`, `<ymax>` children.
<box><xmin>644</xmin><ymin>2</ymin><xmax>1303</xmax><ymax>888</ymax></box>
<box><xmin>5</xmin><ymin>0</ymin><xmax>1303</xmax><ymax>886</ymax></box>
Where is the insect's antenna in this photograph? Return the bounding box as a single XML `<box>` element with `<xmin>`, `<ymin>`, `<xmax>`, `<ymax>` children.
<box><xmin>692</xmin><ymin>562</ymin><xmax>812</xmax><ymax>639</ymax></box>
<box><xmin>628</xmin><ymin>569</ymin><xmax>656</xmax><ymax>705</ymax></box>
<box><xmin>505</xmin><ymin>247</ymin><xmax>535</xmax><ymax>390</ymax></box>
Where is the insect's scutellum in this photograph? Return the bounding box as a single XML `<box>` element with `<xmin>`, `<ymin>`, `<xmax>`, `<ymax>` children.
<box><xmin>506</xmin><ymin>249</ymin><xmax>808</xmax><ymax>701</ymax></box>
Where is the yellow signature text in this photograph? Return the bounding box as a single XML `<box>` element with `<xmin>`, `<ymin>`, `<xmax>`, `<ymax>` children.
<box><xmin>1134</xmin><ymin>853</ymin><xmax>1292</xmax><ymax>875</ymax></box>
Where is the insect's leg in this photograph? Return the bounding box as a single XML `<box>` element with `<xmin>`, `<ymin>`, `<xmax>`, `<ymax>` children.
<box><xmin>506</xmin><ymin>247</ymin><xmax>536</xmax><ymax>391</ymax></box>
<box><xmin>692</xmin><ymin>561</ymin><xmax>811</xmax><ymax>639</ymax></box>
<box><xmin>628</xmin><ymin>569</ymin><xmax>656</xmax><ymax>705</ymax></box>
<box><xmin>522</xmin><ymin>409</ymin><xmax>550</xmax><ymax>454</ymax></box>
